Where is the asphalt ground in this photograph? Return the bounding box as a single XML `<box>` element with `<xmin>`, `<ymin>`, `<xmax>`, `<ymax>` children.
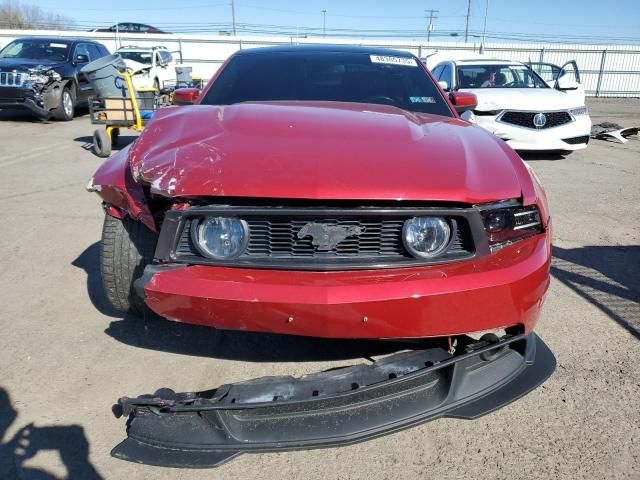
<box><xmin>0</xmin><ymin>98</ymin><xmax>638</xmax><ymax>479</ymax></box>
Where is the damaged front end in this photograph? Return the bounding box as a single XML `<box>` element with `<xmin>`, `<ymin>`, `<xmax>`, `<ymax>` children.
<box><xmin>25</xmin><ymin>66</ymin><xmax>66</xmax><ymax>118</ymax></box>
<box><xmin>112</xmin><ymin>331</ymin><xmax>555</xmax><ymax>468</ymax></box>
<box><xmin>1</xmin><ymin>66</ymin><xmax>67</xmax><ymax>119</ymax></box>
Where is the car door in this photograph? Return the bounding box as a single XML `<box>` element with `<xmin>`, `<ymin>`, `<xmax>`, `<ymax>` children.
<box><xmin>158</xmin><ymin>50</ymin><xmax>176</xmax><ymax>87</ymax></box>
<box><xmin>529</xmin><ymin>60</ymin><xmax>585</xmax><ymax>103</ymax></box>
<box><xmin>72</xmin><ymin>43</ymin><xmax>94</xmax><ymax>103</ymax></box>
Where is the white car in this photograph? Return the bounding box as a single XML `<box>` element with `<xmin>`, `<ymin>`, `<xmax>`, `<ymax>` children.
<box><xmin>430</xmin><ymin>58</ymin><xmax>591</xmax><ymax>153</ymax></box>
<box><xmin>115</xmin><ymin>46</ymin><xmax>176</xmax><ymax>92</ymax></box>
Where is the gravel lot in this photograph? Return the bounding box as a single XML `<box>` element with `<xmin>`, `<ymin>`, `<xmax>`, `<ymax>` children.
<box><xmin>0</xmin><ymin>98</ymin><xmax>638</xmax><ymax>480</ymax></box>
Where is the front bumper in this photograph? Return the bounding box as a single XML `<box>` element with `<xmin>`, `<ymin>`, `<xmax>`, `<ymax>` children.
<box><xmin>476</xmin><ymin>114</ymin><xmax>591</xmax><ymax>151</ymax></box>
<box><xmin>111</xmin><ymin>331</ymin><xmax>555</xmax><ymax>468</ymax></box>
<box><xmin>0</xmin><ymin>86</ymin><xmax>55</xmax><ymax>118</ymax></box>
<box><xmin>137</xmin><ymin>234</ymin><xmax>551</xmax><ymax>339</ymax></box>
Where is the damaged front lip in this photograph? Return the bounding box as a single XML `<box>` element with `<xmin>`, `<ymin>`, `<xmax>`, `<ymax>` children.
<box><xmin>111</xmin><ymin>332</ymin><xmax>555</xmax><ymax>468</ymax></box>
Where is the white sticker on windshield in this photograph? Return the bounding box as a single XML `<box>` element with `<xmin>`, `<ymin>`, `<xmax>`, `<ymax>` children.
<box><xmin>410</xmin><ymin>96</ymin><xmax>435</xmax><ymax>104</ymax></box>
<box><xmin>50</xmin><ymin>43</ymin><xmax>67</xmax><ymax>48</ymax></box>
<box><xmin>370</xmin><ymin>55</ymin><xmax>417</xmax><ymax>67</ymax></box>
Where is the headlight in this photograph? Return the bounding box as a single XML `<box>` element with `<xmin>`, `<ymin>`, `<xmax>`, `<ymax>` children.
<box><xmin>480</xmin><ymin>202</ymin><xmax>543</xmax><ymax>252</ymax></box>
<box><xmin>191</xmin><ymin>217</ymin><xmax>249</xmax><ymax>259</ymax></box>
<box><xmin>402</xmin><ymin>216</ymin><xmax>451</xmax><ymax>258</ymax></box>
<box><xmin>569</xmin><ymin>105</ymin><xmax>588</xmax><ymax>116</ymax></box>
<box><xmin>27</xmin><ymin>67</ymin><xmax>61</xmax><ymax>84</ymax></box>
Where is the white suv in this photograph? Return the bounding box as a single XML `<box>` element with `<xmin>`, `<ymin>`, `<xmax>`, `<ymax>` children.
<box><xmin>116</xmin><ymin>46</ymin><xmax>176</xmax><ymax>91</ymax></box>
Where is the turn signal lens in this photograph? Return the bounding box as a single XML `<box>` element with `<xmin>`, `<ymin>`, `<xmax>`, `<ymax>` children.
<box><xmin>481</xmin><ymin>204</ymin><xmax>543</xmax><ymax>251</ymax></box>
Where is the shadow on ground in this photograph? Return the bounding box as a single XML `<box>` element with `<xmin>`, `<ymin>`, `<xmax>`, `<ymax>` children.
<box><xmin>0</xmin><ymin>108</ymin><xmax>90</xmax><ymax>123</ymax></box>
<box><xmin>73</xmin><ymin>242</ymin><xmax>415</xmax><ymax>363</ymax></box>
<box><xmin>519</xmin><ymin>151</ymin><xmax>570</xmax><ymax>161</ymax></box>
<box><xmin>552</xmin><ymin>245</ymin><xmax>640</xmax><ymax>340</ymax></box>
<box><xmin>0</xmin><ymin>387</ymin><xmax>102</xmax><ymax>479</ymax></box>
<box><xmin>73</xmin><ymin>135</ymin><xmax>138</xmax><ymax>155</ymax></box>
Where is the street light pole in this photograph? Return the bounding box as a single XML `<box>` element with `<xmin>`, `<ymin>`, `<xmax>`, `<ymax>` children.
<box><xmin>321</xmin><ymin>9</ymin><xmax>327</xmax><ymax>38</ymax></box>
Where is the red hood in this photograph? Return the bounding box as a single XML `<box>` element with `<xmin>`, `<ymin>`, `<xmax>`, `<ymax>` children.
<box><xmin>128</xmin><ymin>102</ymin><xmax>525</xmax><ymax>203</ymax></box>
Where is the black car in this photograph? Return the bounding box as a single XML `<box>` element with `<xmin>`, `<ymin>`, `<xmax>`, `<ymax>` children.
<box><xmin>0</xmin><ymin>37</ymin><xmax>110</xmax><ymax>120</ymax></box>
<box><xmin>93</xmin><ymin>23</ymin><xmax>168</xmax><ymax>34</ymax></box>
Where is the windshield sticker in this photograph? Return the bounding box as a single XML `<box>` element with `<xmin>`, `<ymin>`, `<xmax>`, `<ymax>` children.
<box><xmin>370</xmin><ymin>55</ymin><xmax>417</xmax><ymax>67</ymax></box>
<box><xmin>409</xmin><ymin>96</ymin><xmax>435</xmax><ymax>104</ymax></box>
<box><xmin>50</xmin><ymin>43</ymin><xmax>67</xmax><ymax>48</ymax></box>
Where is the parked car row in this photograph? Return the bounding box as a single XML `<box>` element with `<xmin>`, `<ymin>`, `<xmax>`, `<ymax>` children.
<box><xmin>1</xmin><ymin>35</ymin><xmax>590</xmax><ymax>155</ymax></box>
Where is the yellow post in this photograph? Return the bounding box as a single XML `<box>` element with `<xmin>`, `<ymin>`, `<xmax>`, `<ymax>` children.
<box><xmin>121</xmin><ymin>70</ymin><xmax>143</xmax><ymax>131</ymax></box>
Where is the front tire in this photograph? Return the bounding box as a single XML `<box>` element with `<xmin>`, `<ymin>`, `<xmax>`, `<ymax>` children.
<box><xmin>93</xmin><ymin>129</ymin><xmax>112</xmax><ymax>158</ymax></box>
<box><xmin>51</xmin><ymin>87</ymin><xmax>74</xmax><ymax>121</ymax></box>
<box><xmin>100</xmin><ymin>214</ymin><xmax>158</xmax><ymax>316</ymax></box>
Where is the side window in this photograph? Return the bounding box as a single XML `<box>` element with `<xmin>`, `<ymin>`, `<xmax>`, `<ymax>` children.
<box><xmin>138</xmin><ymin>24</ymin><xmax>150</xmax><ymax>32</ymax></box>
<box><xmin>74</xmin><ymin>43</ymin><xmax>91</xmax><ymax>61</ymax></box>
<box><xmin>87</xmin><ymin>44</ymin><xmax>102</xmax><ymax>60</ymax></box>
<box><xmin>160</xmin><ymin>51</ymin><xmax>172</xmax><ymax>64</ymax></box>
<box><xmin>439</xmin><ymin>63</ymin><xmax>453</xmax><ymax>90</ymax></box>
<box><xmin>431</xmin><ymin>64</ymin><xmax>444</xmax><ymax>80</ymax></box>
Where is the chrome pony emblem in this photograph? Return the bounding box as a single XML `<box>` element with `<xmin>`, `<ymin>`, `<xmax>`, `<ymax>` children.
<box><xmin>533</xmin><ymin>113</ymin><xmax>547</xmax><ymax>128</ymax></box>
<box><xmin>297</xmin><ymin>223</ymin><xmax>364</xmax><ymax>251</ymax></box>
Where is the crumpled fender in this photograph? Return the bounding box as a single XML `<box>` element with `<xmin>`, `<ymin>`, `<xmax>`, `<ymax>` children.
<box><xmin>42</xmin><ymin>80</ymin><xmax>67</xmax><ymax>111</ymax></box>
<box><xmin>91</xmin><ymin>144</ymin><xmax>157</xmax><ymax>231</ymax></box>
<box><xmin>127</xmin><ymin>105</ymin><xmax>227</xmax><ymax>198</ymax></box>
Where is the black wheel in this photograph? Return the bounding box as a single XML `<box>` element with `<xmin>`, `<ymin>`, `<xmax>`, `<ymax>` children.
<box><xmin>111</xmin><ymin>128</ymin><xmax>120</xmax><ymax>148</ymax></box>
<box><xmin>100</xmin><ymin>214</ymin><xmax>158</xmax><ymax>316</ymax></box>
<box><xmin>93</xmin><ymin>129</ymin><xmax>112</xmax><ymax>158</ymax></box>
<box><xmin>51</xmin><ymin>87</ymin><xmax>74</xmax><ymax>121</ymax></box>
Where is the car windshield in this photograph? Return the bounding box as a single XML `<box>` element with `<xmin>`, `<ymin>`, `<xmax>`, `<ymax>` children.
<box><xmin>457</xmin><ymin>64</ymin><xmax>548</xmax><ymax>89</ymax></box>
<box><xmin>0</xmin><ymin>39</ymin><xmax>70</xmax><ymax>61</ymax></box>
<box><xmin>201</xmin><ymin>51</ymin><xmax>454</xmax><ymax>116</ymax></box>
<box><xmin>118</xmin><ymin>51</ymin><xmax>153</xmax><ymax>64</ymax></box>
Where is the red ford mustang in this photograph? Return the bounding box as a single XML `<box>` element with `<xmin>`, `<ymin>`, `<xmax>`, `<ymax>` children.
<box><xmin>90</xmin><ymin>46</ymin><xmax>555</xmax><ymax>468</ymax></box>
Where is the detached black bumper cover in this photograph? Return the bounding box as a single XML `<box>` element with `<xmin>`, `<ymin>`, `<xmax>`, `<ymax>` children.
<box><xmin>112</xmin><ymin>333</ymin><xmax>555</xmax><ymax>468</ymax></box>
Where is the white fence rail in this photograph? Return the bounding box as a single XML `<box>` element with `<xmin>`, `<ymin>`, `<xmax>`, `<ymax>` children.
<box><xmin>1</xmin><ymin>29</ymin><xmax>639</xmax><ymax>97</ymax></box>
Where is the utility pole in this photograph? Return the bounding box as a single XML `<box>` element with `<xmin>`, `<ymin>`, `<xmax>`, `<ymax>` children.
<box><xmin>425</xmin><ymin>9</ymin><xmax>438</xmax><ymax>43</ymax></box>
<box><xmin>480</xmin><ymin>0</ymin><xmax>489</xmax><ymax>53</ymax></box>
<box><xmin>231</xmin><ymin>0</ymin><xmax>237</xmax><ymax>36</ymax></box>
<box><xmin>464</xmin><ymin>0</ymin><xmax>471</xmax><ymax>42</ymax></box>
<box><xmin>321</xmin><ymin>9</ymin><xmax>327</xmax><ymax>38</ymax></box>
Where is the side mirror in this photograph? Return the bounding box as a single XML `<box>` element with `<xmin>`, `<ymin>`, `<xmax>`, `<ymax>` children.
<box><xmin>557</xmin><ymin>77</ymin><xmax>579</xmax><ymax>90</ymax></box>
<box><xmin>438</xmin><ymin>80</ymin><xmax>449</xmax><ymax>92</ymax></box>
<box><xmin>449</xmin><ymin>91</ymin><xmax>477</xmax><ymax>114</ymax></box>
<box><xmin>173</xmin><ymin>87</ymin><xmax>201</xmax><ymax>105</ymax></box>
<box><xmin>74</xmin><ymin>54</ymin><xmax>89</xmax><ymax>64</ymax></box>
<box><xmin>459</xmin><ymin>110</ymin><xmax>476</xmax><ymax>124</ymax></box>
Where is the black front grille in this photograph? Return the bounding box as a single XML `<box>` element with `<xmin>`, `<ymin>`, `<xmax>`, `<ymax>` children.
<box><xmin>173</xmin><ymin>209</ymin><xmax>476</xmax><ymax>270</ymax></box>
<box><xmin>499</xmin><ymin>110</ymin><xmax>572</xmax><ymax>129</ymax></box>
<box><xmin>562</xmin><ymin>135</ymin><xmax>589</xmax><ymax>145</ymax></box>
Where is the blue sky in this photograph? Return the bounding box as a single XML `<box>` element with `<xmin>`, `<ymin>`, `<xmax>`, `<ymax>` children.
<box><xmin>36</xmin><ymin>0</ymin><xmax>640</xmax><ymax>43</ymax></box>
